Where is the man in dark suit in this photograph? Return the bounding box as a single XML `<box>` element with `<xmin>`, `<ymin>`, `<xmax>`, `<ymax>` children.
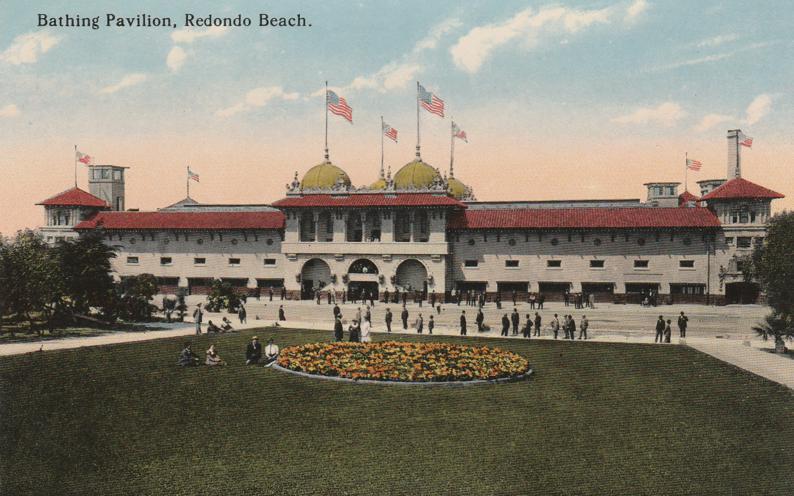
<box><xmin>246</xmin><ymin>336</ymin><xmax>262</xmax><ymax>365</ymax></box>
<box><xmin>568</xmin><ymin>315</ymin><xmax>576</xmax><ymax>340</ymax></box>
<box><xmin>334</xmin><ymin>316</ymin><xmax>344</xmax><ymax>341</ymax></box>
<box><xmin>523</xmin><ymin>314</ymin><xmax>532</xmax><ymax>339</ymax></box>
<box><xmin>534</xmin><ymin>312</ymin><xmax>542</xmax><ymax>337</ymax></box>
<box><xmin>385</xmin><ymin>308</ymin><xmax>393</xmax><ymax>333</ymax></box>
<box><xmin>401</xmin><ymin>305</ymin><xmax>409</xmax><ymax>330</ymax></box>
<box><xmin>476</xmin><ymin>309</ymin><xmax>485</xmax><ymax>332</ymax></box>
<box><xmin>655</xmin><ymin>315</ymin><xmax>665</xmax><ymax>343</ymax></box>
<box><xmin>511</xmin><ymin>308</ymin><xmax>520</xmax><ymax>336</ymax></box>
<box><xmin>678</xmin><ymin>311</ymin><xmax>689</xmax><ymax>338</ymax></box>
<box><xmin>501</xmin><ymin>314</ymin><xmax>510</xmax><ymax>336</ymax></box>
<box><xmin>460</xmin><ymin>310</ymin><xmax>467</xmax><ymax>335</ymax></box>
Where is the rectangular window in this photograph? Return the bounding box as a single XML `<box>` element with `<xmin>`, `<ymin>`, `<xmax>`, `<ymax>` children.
<box><xmin>679</xmin><ymin>260</ymin><xmax>695</xmax><ymax>269</ymax></box>
<box><xmin>725</xmin><ymin>237</ymin><xmax>734</xmax><ymax>246</ymax></box>
<box><xmin>505</xmin><ymin>260</ymin><xmax>519</xmax><ymax>268</ymax></box>
<box><xmin>194</xmin><ymin>257</ymin><xmax>206</xmax><ymax>265</ymax></box>
<box><xmin>264</xmin><ymin>258</ymin><xmax>277</xmax><ymax>266</ymax></box>
<box><xmin>464</xmin><ymin>260</ymin><xmax>479</xmax><ymax>268</ymax></box>
<box><xmin>737</xmin><ymin>237</ymin><xmax>752</xmax><ymax>248</ymax></box>
<box><xmin>589</xmin><ymin>260</ymin><xmax>605</xmax><ymax>268</ymax></box>
<box><xmin>547</xmin><ymin>260</ymin><xmax>562</xmax><ymax>268</ymax></box>
<box><xmin>634</xmin><ymin>260</ymin><xmax>649</xmax><ymax>269</ymax></box>
<box><xmin>126</xmin><ymin>256</ymin><xmax>139</xmax><ymax>265</ymax></box>
<box><xmin>160</xmin><ymin>257</ymin><xmax>172</xmax><ymax>266</ymax></box>
<box><xmin>228</xmin><ymin>258</ymin><xmax>241</xmax><ymax>266</ymax></box>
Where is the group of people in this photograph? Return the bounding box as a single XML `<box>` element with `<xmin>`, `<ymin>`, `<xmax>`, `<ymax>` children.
<box><xmin>176</xmin><ymin>335</ymin><xmax>280</xmax><ymax>367</ymax></box>
<box><xmin>655</xmin><ymin>312</ymin><xmax>689</xmax><ymax>343</ymax></box>
<box><xmin>563</xmin><ymin>290</ymin><xmax>596</xmax><ymax>309</ymax></box>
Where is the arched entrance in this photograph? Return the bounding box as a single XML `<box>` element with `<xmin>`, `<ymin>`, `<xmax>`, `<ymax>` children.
<box><xmin>725</xmin><ymin>282</ymin><xmax>760</xmax><ymax>304</ymax></box>
<box><xmin>395</xmin><ymin>259</ymin><xmax>428</xmax><ymax>295</ymax></box>
<box><xmin>347</xmin><ymin>259</ymin><xmax>379</xmax><ymax>302</ymax></box>
<box><xmin>300</xmin><ymin>258</ymin><xmax>331</xmax><ymax>300</ymax></box>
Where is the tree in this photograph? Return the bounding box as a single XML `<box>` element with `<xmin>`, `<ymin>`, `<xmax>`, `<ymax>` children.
<box><xmin>752</xmin><ymin>211</ymin><xmax>794</xmax><ymax>317</ymax></box>
<box><xmin>206</xmin><ymin>280</ymin><xmax>241</xmax><ymax>313</ymax></box>
<box><xmin>117</xmin><ymin>274</ymin><xmax>159</xmax><ymax>321</ymax></box>
<box><xmin>752</xmin><ymin>313</ymin><xmax>793</xmax><ymax>354</ymax></box>
<box><xmin>56</xmin><ymin>230</ymin><xmax>116</xmax><ymax>317</ymax></box>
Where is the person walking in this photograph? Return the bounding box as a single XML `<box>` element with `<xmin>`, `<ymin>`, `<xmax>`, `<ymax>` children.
<box><xmin>460</xmin><ymin>310</ymin><xmax>468</xmax><ymax>336</ymax></box>
<box><xmin>538</xmin><ymin>294</ymin><xmax>545</xmax><ymax>309</ymax></box>
<box><xmin>476</xmin><ymin>309</ymin><xmax>485</xmax><ymax>332</ymax></box>
<box><xmin>383</xmin><ymin>289</ymin><xmax>389</xmax><ymax>305</ymax></box>
<box><xmin>496</xmin><ymin>293</ymin><xmax>502</xmax><ymax>310</ymax></box>
<box><xmin>238</xmin><ymin>303</ymin><xmax>247</xmax><ymax>324</ymax></box>
<box><xmin>501</xmin><ymin>314</ymin><xmax>510</xmax><ymax>337</ymax></box>
<box><xmin>568</xmin><ymin>315</ymin><xmax>576</xmax><ymax>340</ymax></box>
<box><xmin>428</xmin><ymin>315</ymin><xmax>434</xmax><ymax>335</ymax></box>
<box><xmin>355</xmin><ymin>307</ymin><xmax>362</xmax><ymax>324</ymax></box>
<box><xmin>333</xmin><ymin>304</ymin><xmax>341</xmax><ymax>319</ymax></box>
<box><xmin>579</xmin><ymin>315</ymin><xmax>589</xmax><ymax>340</ymax></box>
<box><xmin>529</xmin><ymin>293</ymin><xmax>536</xmax><ymax>309</ymax></box>
<box><xmin>562</xmin><ymin>315</ymin><xmax>570</xmax><ymax>340</ymax></box>
<box><xmin>678</xmin><ymin>311</ymin><xmax>689</xmax><ymax>338</ymax></box>
<box><xmin>523</xmin><ymin>314</ymin><xmax>532</xmax><ymax>339</ymax></box>
<box><xmin>278</xmin><ymin>305</ymin><xmax>286</xmax><ymax>321</ymax></box>
<box><xmin>385</xmin><ymin>307</ymin><xmax>393</xmax><ymax>333</ymax></box>
<box><xmin>655</xmin><ymin>315</ymin><xmax>665</xmax><ymax>343</ymax></box>
<box><xmin>334</xmin><ymin>315</ymin><xmax>344</xmax><ymax>342</ymax></box>
<box><xmin>534</xmin><ymin>312</ymin><xmax>542</xmax><ymax>337</ymax></box>
<box><xmin>193</xmin><ymin>303</ymin><xmax>204</xmax><ymax>335</ymax></box>
<box><xmin>664</xmin><ymin>319</ymin><xmax>672</xmax><ymax>343</ymax></box>
<box><xmin>401</xmin><ymin>305</ymin><xmax>409</xmax><ymax>330</ymax></box>
<box><xmin>365</xmin><ymin>306</ymin><xmax>371</xmax><ymax>324</ymax></box>
<box><xmin>511</xmin><ymin>308</ymin><xmax>520</xmax><ymax>336</ymax></box>
<box><xmin>551</xmin><ymin>314</ymin><xmax>560</xmax><ymax>339</ymax></box>
<box><xmin>416</xmin><ymin>313</ymin><xmax>424</xmax><ymax>334</ymax></box>
<box><xmin>511</xmin><ymin>290</ymin><xmax>517</xmax><ymax>307</ymax></box>
<box><xmin>430</xmin><ymin>292</ymin><xmax>436</xmax><ymax>308</ymax></box>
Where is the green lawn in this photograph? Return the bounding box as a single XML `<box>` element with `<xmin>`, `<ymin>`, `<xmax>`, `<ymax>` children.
<box><xmin>1</xmin><ymin>329</ymin><xmax>793</xmax><ymax>495</ymax></box>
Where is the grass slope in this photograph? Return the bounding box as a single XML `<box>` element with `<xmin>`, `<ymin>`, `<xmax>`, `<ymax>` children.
<box><xmin>1</xmin><ymin>329</ymin><xmax>793</xmax><ymax>495</ymax></box>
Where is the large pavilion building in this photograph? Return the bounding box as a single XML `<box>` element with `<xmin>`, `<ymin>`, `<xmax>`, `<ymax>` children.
<box><xmin>37</xmin><ymin>130</ymin><xmax>784</xmax><ymax>305</ymax></box>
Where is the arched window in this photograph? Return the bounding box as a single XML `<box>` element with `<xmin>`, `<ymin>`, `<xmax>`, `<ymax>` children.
<box><xmin>349</xmin><ymin>259</ymin><xmax>379</xmax><ymax>274</ymax></box>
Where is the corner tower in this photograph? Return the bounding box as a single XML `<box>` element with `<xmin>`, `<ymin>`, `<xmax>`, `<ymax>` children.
<box><xmin>88</xmin><ymin>164</ymin><xmax>127</xmax><ymax>211</ymax></box>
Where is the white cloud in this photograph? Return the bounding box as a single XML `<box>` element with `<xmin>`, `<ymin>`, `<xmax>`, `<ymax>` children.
<box><xmin>0</xmin><ymin>104</ymin><xmax>20</xmax><ymax>118</ymax></box>
<box><xmin>611</xmin><ymin>102</ymin><xmax>686</xmax><ymax>127</ymax></box>
<box><xmin>167</xmin><ymin>46</ymin><xmax>187</xmax><ymax>72</ymax></box>
<box><xmin>0</xmin><ymin>31</ymin><xmax>60</xmax><ymax>65</ymax></box>
<box><xmin>171</xmin><ymin>26</ymin><xmax>228</xmax><ymax>44</ymax></box>
<box><xmin>413</xmin><ymin>18</ymin><xmax>462</xmax><ymax>52</ymax></box>
<box><xmin>99</xmin><ymin>73</ymin><xmax>148</xmax><ymax>94</ymax></box>
<box><xmin>745</xmin><ymin>93</ymin><xmax>772</xmax><ymax>125</ymax></box>
<box><xmin>696</xmin><ymin>34</ymin><xmax>738</xmax><ymax>48</ymax></box>
<box><xmin>216</xmin><ymin>86</ymin><xmax>300</xmax><ymax>117</ymax></box>
<box><xmin>450</xmin><ymin>5</ymin><xmax>613</xmax><ymax>74</ymax></box>
<box><xmin>694</xmin><ymin>113</ymin><xmax>734</xmax><ymax>132</ymax></box>
<box><xmin>625</xmin><ymin>0</ymin><xmax>649</xmax><ymax>23</ymax></box>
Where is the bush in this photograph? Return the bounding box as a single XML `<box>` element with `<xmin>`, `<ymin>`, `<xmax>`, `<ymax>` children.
<box><xmin>205</xmin><ymin>280</ymin><xmax>241</xmax><ymax>313</ymax></box>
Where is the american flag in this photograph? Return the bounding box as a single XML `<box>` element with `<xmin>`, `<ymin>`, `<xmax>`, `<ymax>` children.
<box><xmin>418</xmin><ymin>84</ymin><xmax>444</xmax><ymax>117</ymax></box>
<box><xmin>327</xmin><ymin>90</ymin><xmax>352</xmax><ymax>123</ymax></box>
<box><xmin>382</xmin><ymin>122</ymin><xmax>398</xmax><ymax>142</ymax></box>
<box><xmin>75</xmin><ymin>149</ymin><xmax>93</xmax><ymax>165</ymax></box>
<box><xmin>739</xmin><ymin>132</ymin><xmax>753</xmax><ymax>148</ymax></box>
<box><xmin>452</xmin><ymin>122</ymin><xmax>468</xmax><ymax>142</ymax></box>
<box><xmin>188</xmin><ymin>167</ymin><xmax>200</xmax><ymax>182</ymax></box>
<box><xmin>686</xmin><ymin>158</ymin><xmax>702</xmax><ymax>171</ymax></box>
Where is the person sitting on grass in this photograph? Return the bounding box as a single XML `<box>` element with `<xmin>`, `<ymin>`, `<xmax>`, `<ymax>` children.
<box><xmin>177</xmin><ymin>342</ymin><xmax>199</xmax><ymax>367</ymax></box>
<box><xmin>205</xmin><ymin>344</ymin><xmax>226</xmax><ymax>366</ymax></box>
<box><xmin>206</xmin><ymin>320</ymin><xmax>221</xmax><ymax>334</ymax></box>
<box><xmin>246</xmin><ymin>336</ymin><xmax>262</xmax><ymax>365</ymax></box>
<box><xmin>263</xmin><ymin>337</ymin><xmax>280</xmax><ymax>367</ymax></box>
<box><xmin>221</xmin><ymin>317</ymin><xmax>234</xmax><ymax>331</ymax></box>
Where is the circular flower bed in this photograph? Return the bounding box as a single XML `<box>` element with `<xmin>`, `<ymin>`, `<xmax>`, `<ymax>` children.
<box><xmin>277</xmin><ymin>341</ymin><xmax>530</xmax><ymax>383</ymax></box>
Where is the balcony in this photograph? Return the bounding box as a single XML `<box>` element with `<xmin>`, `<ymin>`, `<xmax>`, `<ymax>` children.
<box><xmin>281</xmin><ymin>241</ymin><xmax>449</xmax><ymax>256</ymax></box>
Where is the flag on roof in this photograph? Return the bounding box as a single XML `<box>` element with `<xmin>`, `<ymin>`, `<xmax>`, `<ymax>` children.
<box><xmin>452</xmin><ymin>122</ymin><xmax>468</xmax><ymax>142</ymax></box>
<box><xmin>739</xmin><ymin>132</ymin><xmax>753</xmax><ymax>148</ymax></box>
<box><xmin>75</xmin><ymin>149</ymin><xmax>93</xmax><ymax>165</ymax></box>
<box><xmin>418</xmin><ymin>83</ymin><xmax>444</xmax><ymax>117</ymax></box>
<box><xmin>686</xmin><ymin>158</ymin><xmax>702</xmax><ymax>171</ymax></box>
<box><xmin>326</xmin><ymin>90</ymin><xmax>353</xmax><ymax>123</ymax></box>
<box><xmin>382</xmin><ymin>121</ymin><xmax>398</xmax><ymax>142</ymax></box>
<box><xmin>188</xmin><ymin>167</ymin><xmax>200</xmax><ymax>182</ymax></box>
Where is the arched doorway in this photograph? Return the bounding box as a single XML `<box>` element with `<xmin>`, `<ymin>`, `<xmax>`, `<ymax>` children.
<box><xmin>300</xmin><ymin>258</ymin><xmax>331</xmax><ymax>300</ymax></box>
<box><xmin>395</xmin><ymin>259</ymin><xmax>428</xmax><ymax>294</ymax></box>
<box><xmin>348</xmin><ymin>259</ymin><xmax>379</xmax><ymax>302</ymax></box>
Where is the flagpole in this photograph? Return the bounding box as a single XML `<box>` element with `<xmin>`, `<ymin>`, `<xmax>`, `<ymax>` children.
<box><xmin>186</xmin><ymin>165</ymin><xmax>190</xmax><ymax>198</ymax></box>
<box><xmin>380</xmin><ymin>116</ymin><xmax>385</xmax><ymax>179</ymax></box>
<box><xmin>74</xmin><ymin>145</ymin><xmax>78</xmax><ymax>187</ymax></box>
<box><xmin>415</xmin><ymin>81</ymin><xmax>421</xmax><ymax>160</ymax></box>
<box><xmin>324</xmin><ymin>81</ymin><xmax>329</xmax><ymax>162</ymax></box>
<box><xmin>684</xmin><ymin>152</ymin><xmax>688</xmax><ymax>192</ymax></box>
<box><xmin>449</xmin><ymin>120</ymin><xmax>455</xmax><ymax>178</ymax></box>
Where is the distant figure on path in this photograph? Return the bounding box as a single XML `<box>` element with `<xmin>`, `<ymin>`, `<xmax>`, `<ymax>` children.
<box><xmin>401</xmin><ymin>306</ymin><xmax>409</xmax><ymax>330</ymax></box>
<box><xmin>534</xmin><ymin>313</ymin><xmax>542</xmax><ymax>337</ymax></box>
<box><xmin>579</xmin><ymin>315</ymin><xmax>589</xmax><ymax>340</ymax></box>
<box><xmin>523</xmin><ymin>314</ymin><xmax>532</xmax><ymax>339</ymax></box>
<box><xmin>501</xmin><ymin>314</ymin><xmax>510</xmax><ymax>337</ymax></box>
<box><xmin>551</xmin><ymin>314</ymin><xmax>560</xmax><ymax>339</ymax></box>
<box><xmin>278</xmin><ymin>305</ymin><xmax>286</xmax><ymax>321</ymax></box>
<box><xmin>245</xmin><ymin>336</ymin><xmax>262</xmax><ymax>365</ymax></box>
<box><xmin>238</xmin><ymin>304</ymin><xmax>247</xmax><ymax>324</ymax></box>
<box><xmin>385</xmin><ymin>308</ymin><xmax>393</xmax><ymax>333</ymax></box>
<box><xmin>664</xmin><ymin>319</ymin><xmax>672</xmax><ymax>343</ymax></box>
<box><xmin>428</xmin><ymin>315</ymin><xmax>434</xmax><ymax>334</ymax></box>
<box><xmin>193</xmin><ymin>303</ymin><xmax>204</xmax><ymax>335</ymax></box>
<box><xmin>177</xmin><ymin>342</ymin><xmax>199</xmax><ymax>366</ymax></box>
<box><xmin>263</xmin><ymin>337</ymin><xmax>279</xmax><ymax>366</ymax></box>
<box><xmin>511</xmin><ymin>308</ymin><xmax>520</xmax><ymax>336</ymax></box>
<box><xmin>678</xmin><ymin>311</ymin><xmax>688</xmax><ymax>338</ymax></box>
<box><xmin>334</xmin><ymin>315</ymin><xmax>344</xmax><ymax>341</ymax></box>
<box><xmin>333</xmin><ymin>304</ymin><xmax>341</xmax><ymax>319</ymax></box>
<box><xmin>349</xmin><ymin>320</ymin><xmax>361</xmax><ymax>342</ymax></box>
<box><xmin>205</xmin><ymin>344</ymin><xmax>225</xmax><ymax>366</ymax></box>
<box><xmin>568</xmin><ymin>315</ymin><xmax>576</xmax><ymax>341</ymax></box>
<box><xmin>365</xmin><ymin>306</ymin><xmax>372</xmax><ymax>324</ymax></box>
<box><xmin>460</xmin><ymin>311</ymin><xmax>468</xmax><ymax>335</ymax></box>
<box><xmin>416</xmin><ymin>313</ymin><xmax>424</xmax><ymax>334</ymax></box>
<box><xmin>476</xmin><ymin>309</ymin><xmax>485</xmax><ymax>332</ymax></box>
<box><xmin>655</xmin><ymin>316</ymin><xmax>665</xmax><ymax>343</ymax></box>
<box><xmin>361</xmin><ymin>319</ymin><xmax>372</xmax><ymax>342</ymax></box>
<box><xmin>538</xmin><ymin>294</ymin><xmax>545</xmax><ymax>309</ymax></box>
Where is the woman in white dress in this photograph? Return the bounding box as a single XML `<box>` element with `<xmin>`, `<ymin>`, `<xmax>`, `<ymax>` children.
<box><xmin>360</xmin><ymin>318</ymin><xmax>372</xmax><ymax>343</ymax></box>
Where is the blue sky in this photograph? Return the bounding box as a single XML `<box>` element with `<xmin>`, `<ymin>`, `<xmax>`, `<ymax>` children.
<box><xmin>0</xmin><ymin>0</ymin><xmax>792</xmax><ymax>234</ymax></box>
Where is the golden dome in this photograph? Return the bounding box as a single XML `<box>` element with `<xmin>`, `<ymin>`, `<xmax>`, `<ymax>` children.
<box><xmin>447</xmin><ymin>177</ymin><xmax>469</xmax><ymax>199</ymax></box>
<box><xmin>369</xmin><ymin>178</ymin><xmax>387</xmax><ymax>190</ymax></box>
<box><xmin>301</xmin><ymin>161</ymin><xmax>352</xmax><ymax>190</ymax></box>
<box><xmin>393</xmin><ymin>159</ymin><xmax>440</xmax><ymax>190</ymax></box>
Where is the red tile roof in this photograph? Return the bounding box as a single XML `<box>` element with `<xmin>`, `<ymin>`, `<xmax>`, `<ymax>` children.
<box><xmin>448</xmin><ymin>207</ymin><xmax>721</xmax><ymax>230</ymax></box>
<box><xmin>37</xmin><ymin>187</ymin><xmax>108</xmax><ymax>208</ymax></box>
<box><xmin>700</xmin><ymin>177</ymin><xmax>784</xmax><ymax>200</ymax></box>
<box><xmin>75</xmin><ymin>211</ymin><xmax>285</xmax><ymax>230</ymax></box>
<box><xmin>678</xmin><ymin>190</ymin><xmax>700</xmax><ymax>206</ymax></box>
<box><xmin>272</xmin><ymin>193</ymin><xmax>464</xmax><ymax>208</ymax></box>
